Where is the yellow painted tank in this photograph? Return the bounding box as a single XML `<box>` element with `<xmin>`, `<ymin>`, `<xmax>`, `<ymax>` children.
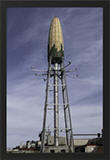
<box><xmin>48</xmin><ymin>17</ymin><xmax>64</xmax><ymax>64</ymax></box>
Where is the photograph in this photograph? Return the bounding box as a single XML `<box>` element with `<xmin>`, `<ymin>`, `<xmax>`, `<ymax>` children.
<box><xmin>7</xmin><ymin>7</ymin><xmax>103</xmax><ymax>153</ymax></box>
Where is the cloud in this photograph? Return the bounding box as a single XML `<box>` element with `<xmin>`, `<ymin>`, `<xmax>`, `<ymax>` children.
<box><xmin>71</xmin><ymin>104</ymin><xmax>102</xmax><ymax>134</ymax></box>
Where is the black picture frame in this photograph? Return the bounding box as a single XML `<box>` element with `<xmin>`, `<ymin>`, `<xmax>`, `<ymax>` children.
<box><xmin>0</xmin><ymin>0</ymin><xmax>109</xmax><ymax>160</ymax></box>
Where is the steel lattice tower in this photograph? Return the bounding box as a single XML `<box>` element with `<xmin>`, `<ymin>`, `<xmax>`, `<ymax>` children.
<box><xmin>41</xmin><ymin>17</ymin><xmax>74</xmax><ymax>153</ymax></box>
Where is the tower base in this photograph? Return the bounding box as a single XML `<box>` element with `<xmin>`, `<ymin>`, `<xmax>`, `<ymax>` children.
<box><xmin>44</xmin><ymin>145</ymin><xmax>70</xmax><ymax>153</ymax></box>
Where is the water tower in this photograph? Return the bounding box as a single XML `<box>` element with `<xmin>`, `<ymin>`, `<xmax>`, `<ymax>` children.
<box><xmin>41</xmin><ymin>17</ymin><xmax>74</xmax><ymax>153</ymax></box>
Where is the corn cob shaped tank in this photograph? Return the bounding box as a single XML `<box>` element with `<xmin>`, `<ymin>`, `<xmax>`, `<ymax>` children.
<box><xmin>48</xmin><ymin>16</ymin><xmax>64</xmax><ymax>64</ymax></box>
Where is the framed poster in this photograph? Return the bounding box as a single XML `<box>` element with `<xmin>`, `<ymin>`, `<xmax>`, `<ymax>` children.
<box><xmin>0</xmin><ymin>0</ymin><xmax>109</xmax><ymax>160</ymax></box>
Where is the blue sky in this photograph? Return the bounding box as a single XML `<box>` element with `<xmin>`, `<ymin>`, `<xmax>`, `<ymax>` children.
<box><xmin>7</xmin><ymin>8</ymin><xmax>103</xmax><ymax>148</ymax></box>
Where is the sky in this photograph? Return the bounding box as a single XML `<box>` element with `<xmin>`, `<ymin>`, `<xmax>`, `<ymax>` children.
<box><xmin>7</xmin><ymin>8</ymin><xmax>103</xmax><ymax>148</ymax></box>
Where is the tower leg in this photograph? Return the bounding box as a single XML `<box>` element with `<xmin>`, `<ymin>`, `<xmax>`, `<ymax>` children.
<box><xmin>41</xmin><ymin>59</ymin><xmax>52</xmax><ymax>152</ymax></box>
<box><xmin>54</xmin><ymin>63</ymin><xmax>59</xmax><ymax>146</ymax></box>
<box><xmin>60</xmin><ymin>61</ymin><xmax>74</xmax><ymax>152</ymax></box>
